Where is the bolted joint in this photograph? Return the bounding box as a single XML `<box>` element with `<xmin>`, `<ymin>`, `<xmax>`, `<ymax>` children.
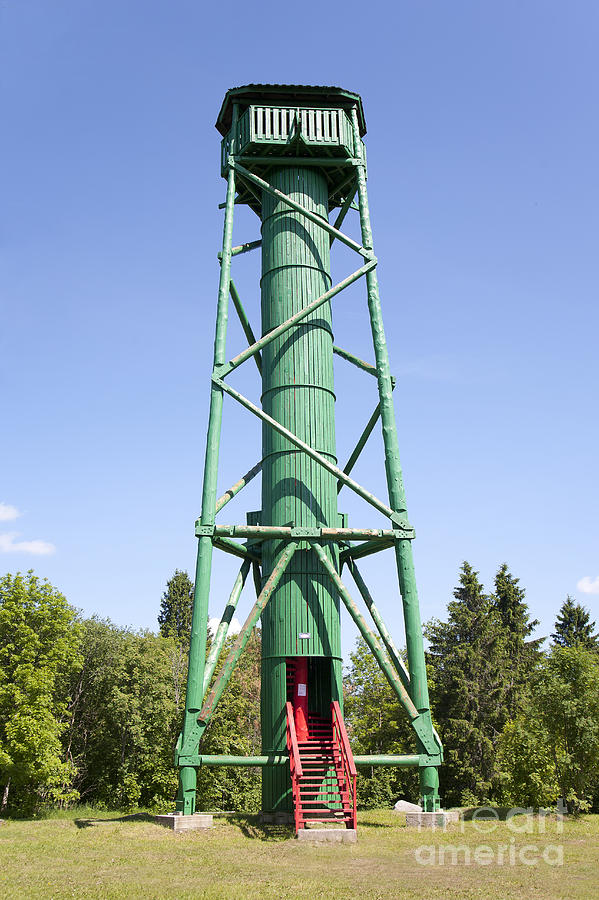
<box><xmin>419</xmin><ymin>754</ymin><xmax>442</xmax><ymax>768</ymax></box>
<box><xmin>390</xmin><ymin>512</ymin><xmax>415</xmax><ymax>534</ymax></box>
<box><xmin>195</xmin><ymin>524</ymin><xmax>215</xmax><ymax>538</ymax></box>
<box><xmin>212</xmin><ymin>363</ymin><xmax>230</xmax><ymax>379</ymax></box>
<box><xmin>411</xmin><ymin>715</ymin><xmax>440</xmax><ymax>756</ymax></box>
<box><xmin>290</xmin><ymin>527</ymin><xmax>322</xmax><ymax>538</ymax></box>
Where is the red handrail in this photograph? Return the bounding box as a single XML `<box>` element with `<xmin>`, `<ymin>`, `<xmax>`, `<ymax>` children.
<box><xmin>331</xmin><ymin>700</ymin><xmax>357</xmax><ymax>828</ymax></box>
<box><xmin>286</xmin><ymin>701</ymin><xmax>303</xmax><ymax>831</ymax></box>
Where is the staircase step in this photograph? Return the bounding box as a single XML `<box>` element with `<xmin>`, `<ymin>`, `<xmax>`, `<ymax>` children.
<box><xmin>299</xmin><ymin>816</ymin><xmax>350</xmax><ymax>823</ymax></box>
<box><xmin>299</xmin><ymin>792</ymin><xmax>343</xmax><ymax>798</ymax></box>
<box><xmin>299</xmin><ymin>801</ymin><xmax>345</xmax><ymax>807</ymax></box>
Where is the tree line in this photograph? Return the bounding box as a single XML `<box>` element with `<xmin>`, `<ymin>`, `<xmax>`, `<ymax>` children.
<box><xmin>0</xmin><ymin>565</ymin><xmax>597</xmax><ymax>816</ymax></box>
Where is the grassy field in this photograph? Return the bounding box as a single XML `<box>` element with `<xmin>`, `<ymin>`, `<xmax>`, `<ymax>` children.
<box><xmin>0</xmin><ymin>808</ymin><xmax>598</xmax><ymax>899</ymax></box>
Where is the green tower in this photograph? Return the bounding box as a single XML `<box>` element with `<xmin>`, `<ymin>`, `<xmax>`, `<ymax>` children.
<box><xmin>174</xmin><ymin>85</ymin><xmax>443</xmax><ymax>829</ymax></box>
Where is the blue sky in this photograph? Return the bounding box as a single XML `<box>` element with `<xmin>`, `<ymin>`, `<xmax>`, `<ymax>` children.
<box><xmin>2</xmin><ymin>0</ymin><xmax>598</xmax><ymax>657</ymax></box>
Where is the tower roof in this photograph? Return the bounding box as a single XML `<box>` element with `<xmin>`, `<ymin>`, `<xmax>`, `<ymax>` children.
<box><xmin>216</xmin><ymin>84</ymin><xmax>366</xmax><ymax>137</ymax></box>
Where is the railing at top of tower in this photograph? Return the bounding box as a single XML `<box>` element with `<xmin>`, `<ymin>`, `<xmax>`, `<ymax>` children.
<box><xmin>221</xmin><ymin>104</ymin><xmax>355</xmax><ymax>172</ymax></box>
<box><xmin>285</xmin><ymin>702</ymin><xmax>304</xmax><ymax>833</ymax></box>
<box><xmin>331</xmin><ymin>701</ymin><xmax>357</xmax><ymax>830</ymax></box>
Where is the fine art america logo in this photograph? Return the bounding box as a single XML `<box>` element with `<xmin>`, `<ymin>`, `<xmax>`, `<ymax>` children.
<box><xmin>414</xmin><ymin>802</ymin><xmax>566</xmax><ymax>867</ymax></box>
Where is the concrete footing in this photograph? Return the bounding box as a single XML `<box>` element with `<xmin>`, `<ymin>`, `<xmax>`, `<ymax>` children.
<box><xmin>405</xmin><ymin>810</ymin><xmax>459</xmax><ymax>829</ymax></box>
<box><xmin>297</xmin><ymin>828</ymin><xmax>357</xmax><ymax>843</ymax></box>
<box><xmin>154</xmin><ymin>813</ymin><xmax>213</xmax><ymax>832</ymax></box>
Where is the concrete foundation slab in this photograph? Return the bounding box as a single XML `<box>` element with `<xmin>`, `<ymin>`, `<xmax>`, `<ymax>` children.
<box><xmin>297</xmin><ymin>828</ymin><xmax>357</xmax><ymax>843</ymax></box>
<box><xmin>405</xmin><ymin>810</ymin><xmax>459</xmax><ymax>829</ymax></box>
<box><xmin>154</xmin><ymin>813</ymin><xmax>213</xmax><ymax>832</ymax></box>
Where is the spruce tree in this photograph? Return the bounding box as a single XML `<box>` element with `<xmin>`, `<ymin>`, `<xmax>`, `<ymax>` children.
<box><xmin>426</xmin><ymin>562</ymin><xmax>505</xmax><ymax>806</ymax></box>
<box><xmin>551</xmin><ymin>596</ymin><xmax>598</xmax><ymax>650</ymax></box>
<box><xmin>491</xmin><ymin>563</ymin><xmax>542</xmax><ymax>720</ymax></box>
<box><xmin>158</xmin><ymin>570</ymin><xmax>194</xmax><ymax>645</ymax></box>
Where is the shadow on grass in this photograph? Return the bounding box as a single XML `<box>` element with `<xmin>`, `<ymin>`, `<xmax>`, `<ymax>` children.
<box><xmin>74</xmin><ymin>813</ymin><xmax>157</xmax><ymax>829</ymax></box>
<box><xmin>356</xmin><ymin>819</ymin><xmax>393</xmax><ymax>829</ymax></box>
<box><xmin>461</xmin><ymin>806</ymin><xmax>521</xmax><ymax>822</ymax></box>
<box><xmin>225</xmin><ymin>814</ymin><xmax>294</xmax><ymax>842</ymax></box>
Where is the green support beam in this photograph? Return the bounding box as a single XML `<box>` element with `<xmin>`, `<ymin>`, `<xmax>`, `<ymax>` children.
<box><xmin>212</xmin><ymin>376</ymin><xmax>410</xmax><ymax>528</ymax></box>
<box><xmin>176</xmin><ymin>103</ymin><xmax>240</xmax><ymax>816</ymax></box>
<box><xmin>350</xmin><ymin>106</ymin><xmax>441</xmax><ymax>810</ymax></box>
<box><xmin>228</xmin><ymin>280</ymin><xmax>262</xmax><ymax>375</ymax></box>
<box><xmin>179</xmin><ymin>541</ymin><xmax>298</xmax><ymax>758</ymax></box>
<box><xmin>346</xmin><ymin>557</ymin><xmax>411</xmax><ymax>692</ymax></box>
<box><xmin>222</xmin><ymin>261</ymin><xmax>376</xmax><ymax>376</ymax></box>
<box><xmin>202</xmin><ymin>560</ymin><xmax>250</xmax><ymax>698</ymax></box>
<box><xmin>215</xmin><ymin>460</ymin><xmax>263</xmax><ymax>515</ymax></box>
<box><xmin>310</xmin><ymin>540</ymin><xmax>438</xmax><ymax>756</ymax></box>
<box><xmin>233</xmin><ymin>161</ymin><xmax>368</xmax><ymax>256</ymax></box>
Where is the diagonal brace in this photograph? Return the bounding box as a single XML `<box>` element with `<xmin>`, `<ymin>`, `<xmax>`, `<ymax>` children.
<box><xmin>212</xmin><ymin>536</ymin><xmax>261</xmax><ymax>563</ymax></box>
<box><xmin>329</xmin><ymin>186</ymin><xmax>358</xmax><ymax>247</ymax></box>
<box><xmin>202</xmin><ymin>560</ymin><xmax>250</xmax><ymax>697</ymax></box>
<box><xmin>215</xmin><ymin>459</ymin><xmax>262</xmax><ymax>515</ymax></box>
<box><xmin>332</xmin><ymin>344</ymin><xmax>378</xmax><ymax>377</ymax></box>
<box><xmin>340</xmin><ymin>537</ymin><xmax>395</xmax><ymax>563</ymax></box>
<box><xmin>310</xmin><ymin>541</ymin><xmax>438</xmax><ymax>756</ymax></box>
<box><xmin>229</xmin><ymin>280</ymin><xmax>262</xmax><ymax>375</ymax></box>
<box><xmin>232</xmin><ymin>161</ymin><xmax>370</xmax><ymax>258</ymax></box>
<box><xmin>179</xmin><ymin>541</ymin><xmax>298</xmax><ymax>757</ymax></box>
<box><xmin>345</xmin><ymin>557</ymin><xmax>411</xmax><ymax>692</ymax></box>
<box><xmin>213</xmin><ymin>375</ymin><xmax>409</xmax><ymax>528</ymax></box>
<box><xmin>221</xmin><ymin>261</ymin><xmax>376</xmax><ymax>377</ymax></box>
<box><xmin>338</xmin><ymin>404</ymin><xmax>381</xmax><ymax>491</ymax></box>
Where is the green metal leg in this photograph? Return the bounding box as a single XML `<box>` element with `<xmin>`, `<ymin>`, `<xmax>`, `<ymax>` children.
<box><xmin>420</xmin><ymin>766</ymin><xmax>441</xmax><ymax>812</ymax></box>
<box><xmin>350</xmin><ymin>107</ymin><xmax>441</xmax><ymax>810</ymax></box>
<box><xmin>176</xmin><ymin>104</ymin><xmax>240</xmax><ymax>813</ymax></box>
<box><xmin>178</xmin><ymin>766</ymin><xmax>197</xmax><ymax>816</ymax></box>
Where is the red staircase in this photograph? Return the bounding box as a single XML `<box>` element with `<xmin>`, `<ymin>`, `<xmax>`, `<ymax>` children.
<box><xmin>286</xmin><ymin>700</ymin><xmax>357</xmax><ymax>832</ymax></box>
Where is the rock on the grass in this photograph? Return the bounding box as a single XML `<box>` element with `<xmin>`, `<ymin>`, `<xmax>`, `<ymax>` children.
<box><xmin>393</xmin><ymin>800</ymin><xmax>422</xmax><ymax>812</ymax></box>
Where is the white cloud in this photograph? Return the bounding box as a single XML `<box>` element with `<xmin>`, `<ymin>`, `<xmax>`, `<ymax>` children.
<box><xmin>0</xmin><ymin>533</ymin><xmax>56</xmax><ymax>556</ymax></box>
<box><xmin>208</xmin><ymin>616</ymin><xmax>242</xmax><ymax>636</ymax></box>
<box><xmin>0</xmin><ymin>503</ymin><xmax>21</xmax><ymax>522</ymax></box>
<box><xmin>577</xmin><ymin>576</ymin><xmax>599</xmax><ymax>595</ymax></box>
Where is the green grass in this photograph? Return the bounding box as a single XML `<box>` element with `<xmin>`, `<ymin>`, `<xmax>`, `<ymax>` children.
<box><xmin>0</xmin><ymin>808</ymin><xmax>598</xmax><ymax>899</ymax></box>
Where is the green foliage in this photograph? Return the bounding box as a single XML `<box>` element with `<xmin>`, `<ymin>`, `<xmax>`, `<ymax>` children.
<box><xmin>344</xmin><ymin>638</ymin><xmax>417</xmax><ymax>809</ymax></box>
<box><xmin>158</xmin><ymin>570</ymin><xmax>194</xmax><ymax>645</ymax></box>
<box><xmin>551</xmin><ymin>596</ymin><xmax>598</xmax><ymax>650</ymax></box>
<box><xmin>426</xmin><ymin>562</ymin><xmax>507</xmax><ymax>805</ymax></box>
<box><xmin>66</xmin><ymin>619</ymin><xmax>183</xmax><ymax>809</ymax></box>
<box><xmin>497</xmin><ymin>646</ymin><xmax>599</xmax><ymax>813</ymax></box>
<box><xmin>0</xmin><ymin>571</ymin><xmax>82</xmax><ymax>813</ymax></box>
<box><xmin>196</xmin><ymin>630</ymin><xmax>262</xmax><ymax>812</ymax></box>
<box><xmin>492</xmin><ymin>563</ymin><xmax>543</xmax><ymax>721</ymax></box>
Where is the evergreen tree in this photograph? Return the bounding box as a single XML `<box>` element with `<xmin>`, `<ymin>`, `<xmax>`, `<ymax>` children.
<box><xmin>158</xmin><ymin>570</ymin><xmax>194</xmax><ymax>645</ymax></box>
<box><xmin>426</xmin><ymin>562</ymin><xmax>505</xmax><ymax>806</ymax></box>
<box><xmin>491</xmin><ymin>563</ymin><xmax>542</xmax><ymax>720</ymax></box>
<box><xmin>551</xmin><ymin>596</ymin><xmax>598</xmax><ymax>650</ymax></box>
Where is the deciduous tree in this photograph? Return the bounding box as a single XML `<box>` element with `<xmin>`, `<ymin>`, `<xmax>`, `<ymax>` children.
<box><xmin>0</xmin><ymin>571</ymin><xmax>82</xmax><ymax>813</ymax></box>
